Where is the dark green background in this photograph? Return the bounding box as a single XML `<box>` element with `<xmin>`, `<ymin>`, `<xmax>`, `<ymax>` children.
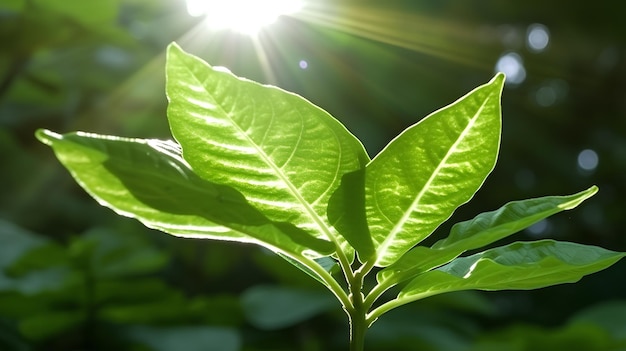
<box><xmin>1</xmin><ymin>0</ymin><xmax>625</xmax><ymax>350</ymax></box>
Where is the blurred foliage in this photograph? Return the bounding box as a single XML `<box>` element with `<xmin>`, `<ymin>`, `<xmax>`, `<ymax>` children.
<box><xmin>1</xmin><ymin>0</ymin><xmax>625</xmax><ymax>350</ymax></box>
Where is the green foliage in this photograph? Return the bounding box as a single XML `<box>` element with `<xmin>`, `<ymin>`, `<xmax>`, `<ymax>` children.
<box><xmin>36</xmin><ymin>43</ymin><xmax>625</xmax><ymax>349</ymax></box>
<box><xmin>0</xmin><ymin>219</ymin><xmax>243</xmax><ymax>349</ymax></box>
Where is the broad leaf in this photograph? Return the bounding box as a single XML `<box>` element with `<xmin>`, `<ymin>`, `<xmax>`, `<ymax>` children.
<box><xmin>165</xmin><ymin>43</ymin><xmax>369</xmax><ymax>255</ymax></box>
<box><xmin>378</xmin><ymin>186</ymin><xmax>598</xmax><ymax>284</ymax></box>
<box><xmin>397</xmin><ymin>240</ymin><xmax>625</xmax><ymax>302</ymax></box>
<box><xmin>365</xmin><ymin>73</ymin><xmax>505</xmax><ymax>267</ymax></box>
<box><xmin>35</xmin><ymin>130</ymin><xmax>333</xmax><ymax>259</ymax></box>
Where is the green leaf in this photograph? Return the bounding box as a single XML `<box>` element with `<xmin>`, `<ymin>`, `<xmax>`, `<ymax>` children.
<box><xmin>327</xmin><ymin>169</ymin><xmax>375</xmax><ymax>263</ymax></box>
<box><xmin>433</xmin><ymin>186</ymin><xmax>598</xmax><ymax>251</ymax></box>
<box><xmin>35</xmin><ymin>129</ymin><xmax>333</xmax><ymax>259</ymax></box>
<box><xmin>241</xmin><ymin>285</ymin><xmax>337</xmax><ymax>330</ymax></box>
<box><xmin>165</xmin><ymin>43</ymin><xmax>369</xmax><ymax>256</ymax></box>
<box><xmin>378</xmin><ymin>186</ymin><xmax>598</xmax><ymax>284</ymax></box>
<box><xmin>397</xmin><ymin>240</ymin><xmax>625</xmax><ymax>302</ymax></box>
<box><xmin>365</xmin><ymin>73</ymin><xmax>505</xmax><ymax>267</ymax></box>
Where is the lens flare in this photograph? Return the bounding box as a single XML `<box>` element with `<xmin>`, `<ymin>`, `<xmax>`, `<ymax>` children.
<box><xmin>186</xmin><ymin>0</ymin><xmax>303</xmax><ymax>35</ymax></box>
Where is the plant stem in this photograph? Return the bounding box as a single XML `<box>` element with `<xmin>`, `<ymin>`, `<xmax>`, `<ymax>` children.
<box><xmin>347</xmin><ymin>260</ymin><xmax>374</xmax><ymax>351</ymax></box>
<box><xmin>348</xmin><ymin>293</ymin><xmax>368</xmax><ymax>351</ymax></box>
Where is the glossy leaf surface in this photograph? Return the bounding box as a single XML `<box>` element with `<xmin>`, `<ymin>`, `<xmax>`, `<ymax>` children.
<box><xmin>397</xmin><ymin>240</ymin><xmax>625</xmax><ymax>303</ymax></box>
<box><xmin>35</xmin><ymin>130</ymin><xmax>333</xmax><ymax>258</ymax></box>
<box><xmin>166</xmin><ymin>43</ymin><xmax>369</xmax><ymax>252</ymax></box>
<box><xmin>365</xmin><ymin>73</ymin><xmax>505</xmax><ymax>266</ymax></box>
<box><xmin>378</xmin><ymin>186</ymin><xmax>598</xmax><ymax>284</ymax></box>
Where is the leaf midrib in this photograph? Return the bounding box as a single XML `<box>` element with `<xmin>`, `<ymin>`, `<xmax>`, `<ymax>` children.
<box><xmin>375</xmin><ymin>96</ymin><xmax>492</xmax><ymax>265</ymax></box>
<box><xmin>184</xmin><ymin>67</ymin><xmax>338</xmax><ymax>243</ymax></box>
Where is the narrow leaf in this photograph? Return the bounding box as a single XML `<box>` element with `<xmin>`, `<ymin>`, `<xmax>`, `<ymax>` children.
<box><xmin>378</xmin><ymin>186</ymin><xmax>598</xmax><ymax>284</ymax></box>
<box><xmin>165</xmin><ymin>43</ymin><xmax>369</xmax><ymax>255</ymax></box>
<box><xmin>398</xmin><ymin>240</ymin><xmax>625</xmax><ymax>302</ymax></box>
<box><xmin>366</xmin><ymin>73</ymin><xmax>505</xmax><ymax>266</ymax></box>
<box><xmin>35</xmin><ymin>129</ymin><xmax>333</xmax><ymax>258</ymax></box>
<box><xmin>433</xmin><ymin>186</ymin><xmax>598</xmax><ymax>251</ymax></box>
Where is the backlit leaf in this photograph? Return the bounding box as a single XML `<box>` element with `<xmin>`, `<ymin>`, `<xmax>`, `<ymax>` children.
<box><xmin>378</xmin><ymin>186</ymin><xmax>598</xmax><ymax>284</ymax></box>
<box><xmin>166</xmin><ymin>43</ymin><xmax>369</xmax><ymax>256</ymax></box>
<box><xmin>365</xmin><ymin>74</ymin><xmax>505</xmax><ymax>266</ymax></box>
<box><xmin>397</xmin><ymin>240</ymin><xmax>625</xmax><ymax>303</ymax></box>
<box><xmin>35</xmin><ymin>130</ymin><xmax>333</xmax><ymax>258</ymax></box>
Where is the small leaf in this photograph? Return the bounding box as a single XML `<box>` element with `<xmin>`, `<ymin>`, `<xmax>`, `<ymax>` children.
<box><xmin>166</xmin><ymin>43</ymin><xmax>369</xmax><ymax>256</ymax></box>
<box><xmin>398</xmin><ymin>240</ymin><xmax>625</xmax><ymax>302</ymax></box>
<box><xmin>433</xmin><ymin>186</ymin><xmax>598</xmax><ymax>251</ymax></box>
<box><xmin>366</xmin><ymin>73</ymin><xmax>505</xmax><ymax>267</ymax></box>
<box><xmin>241</xmin><ymin>285</ymin><xmax>337</xmax><ymax>330</ymax></box>
<box><xmin>35</xmin><ymin>129</ymin><xmax>333</xmax><ymax>259</ymax></box>
<box><xmin>378</xmin><ymin>186</ymin><xmax>598</xmax><ymax>284</ymax></box>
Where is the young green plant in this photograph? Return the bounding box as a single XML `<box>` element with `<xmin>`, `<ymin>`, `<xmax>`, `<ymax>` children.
<box><xmin>36</xmin><ymin>43</ymin><xmax>625</xmax><ymax>350</ymax></box>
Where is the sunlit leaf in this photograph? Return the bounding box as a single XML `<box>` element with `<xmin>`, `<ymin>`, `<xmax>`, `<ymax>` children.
<box><xmin>35</xmin><ymin>130</ymin><xmax>333</xmax><ymax>259</ymax></box>
<box><xmin>378</xmin><ymin>186</ymin><xmax>598</xmax><ymax>284</ymax></box>
<box><xmin>397</xmin><ymin>240</ymin><xmax>625</xmax><ymax>303</ymax></box>
<box><xmin>365</xmin><ymin>74</ymin><xmax>505</xmax><ymax>267</ymax></box>
<box><xmin>166</xmin><ymin>43</ymin><xmax>369</xmax><ymax>256</ymax></box>
<box><xmin>433</xmin><ymin>186</ymin><xmax>598</xmax><ymax>251</ymax></box>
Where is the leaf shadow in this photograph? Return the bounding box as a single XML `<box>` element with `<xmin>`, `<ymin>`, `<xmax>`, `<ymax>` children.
<box><xmin>327</xmin><ymin>168</ymin><xmax>375</xmax><ymax>262</ymax></box>
<box><xmin>101</xmin><ymin>140</ymin><xmax>333</xmax><ymax>255</ymax></box>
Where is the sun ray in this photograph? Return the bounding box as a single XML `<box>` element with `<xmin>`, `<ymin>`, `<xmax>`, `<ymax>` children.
<box><xmin>294</xmin><ymin>2</ymin><xmax>495</xmax><ymax>70</ymax></box>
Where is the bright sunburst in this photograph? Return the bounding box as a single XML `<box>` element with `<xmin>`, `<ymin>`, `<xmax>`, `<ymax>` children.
<box><xmin>186</xmin><ymin>0</ymin><xmax>303</xmax><ymax>35</ymax></box>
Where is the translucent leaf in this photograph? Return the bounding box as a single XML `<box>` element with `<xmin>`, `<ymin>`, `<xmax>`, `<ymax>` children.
<box><xmin>378</xmin><ymin>186</ymin><xmax>598</xmax><ymax>284</ymax></box>
<box><xmin>365</xmin><ymin>74</ymin><xmax>505</xmax><ymax>266</ymax></box>
<box><xmin>433</xmin><ymin>186</ymin><xmax>598</xmax><ymax>251</ymax></box>
<box><xmin>397</xmin><ymin>240</ymin><xmax>625</xmax><ymax>303</ymax></box>
<box><xmin>165</xmin><ymin>43</ymin><xmax>369</xmax><ymax>257</ymax></box>
<box><xmin>35</xmin><ymin>129</ymin><xmax>333</xmax><ymax>259</ymax></box>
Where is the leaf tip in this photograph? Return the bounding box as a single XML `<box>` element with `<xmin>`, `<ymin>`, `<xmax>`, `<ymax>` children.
<box><xmin>166</xmin><ymin>41</ymin><xmax>183</xmax><ymax>54</ymax></box>
<box><xmin>492</xmin><ymin>72</ymin><xmax>506</xmax><ymax>89</ymax></box>
<box><xmin>35</xmin><ymin>129</ymin><xmax>61</xmax><ymax>146</ymax></box>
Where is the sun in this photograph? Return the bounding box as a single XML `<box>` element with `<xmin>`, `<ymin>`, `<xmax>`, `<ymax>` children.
<box><xmin>186</xmin><ymin>0</ymin><xmax>304</xmax><ymax>35</ymax></box>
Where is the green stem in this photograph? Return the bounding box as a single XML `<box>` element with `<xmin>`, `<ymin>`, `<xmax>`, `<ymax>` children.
<box><xmin>349</xmin><ymin>301</ymin><xmax>367</xmax><ymax>351</ymax></box>
<box><xmin>366</xmin><ymin>290</ymin><xmax>440</xmax><ymax>327</ymax></box>
<box><xmin>363</xmin><ymin>279</ymin><xmax>393</xmax><ymax>308</ymax></box>
<box><xmin>300</xmin><ymin>255</ymin><xmax>352</xmax><ymax>309</ymax></box>
<box><xmin>347</xmin><ymin>260</ymin><xmax>374</xmax><ymax>351</ymax></box>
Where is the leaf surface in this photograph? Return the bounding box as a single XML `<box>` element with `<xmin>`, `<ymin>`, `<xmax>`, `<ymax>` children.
<box><xmin>366</xmin><ymin>74</ymin><xmax>505</xmax><ymax>266</ymax></box>
<box><xmin>378</xmin><ymin>186</ymin><xmax>598</xmax><ymax>284</ymax></box>
<box><xmin>165</xmin><ymin>43</ymin><xmax>369</xmax><ymax>254</ymax></box>
<box><xmin>397</xmin><ymin>240</ymin><xmax>625</xmax><ymax>302</ymax></box>
<box><xmin>35</xmin><ymin>129</ymin><xmax>333</xmax><ymax>258</ymax></box>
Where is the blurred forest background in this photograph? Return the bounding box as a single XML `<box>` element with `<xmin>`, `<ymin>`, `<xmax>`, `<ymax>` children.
<box><xmin>1</xmin><ymin>0</ymin><xmax>626</xmax><ymax>350</ymax></box>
